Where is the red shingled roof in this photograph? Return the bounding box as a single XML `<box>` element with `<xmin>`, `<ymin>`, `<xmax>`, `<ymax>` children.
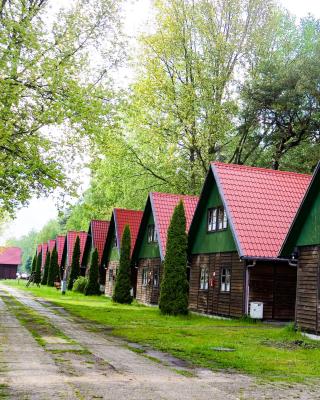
<box><xmin>211</xmin><ymin>162</ymin><xmax>312</xmax><ymax>258</ymax></box>
<box><xmin>114</xmin><ymin>209</ymin><xmax>143</xmax><ymax>256</ymax></box>
<box><xmin>37</xmin><ymin>244</ymin><xmax>42</xmax><ymax>255</ymax></box>
<box><xmin>41</xmin><ymin>243</ymin><xmax>48</xmax><ymax>268</ymax></box>
<box><xmin>56</xmin><ymin>235</ymin><xmax>65</xmax><ymax>266</ymax></box>
<box><xmin>91</xmin><ymin>220</ymin><xmax>110</xmax><ymax>262</ymax></box>
<box><xmin>151</xmin><ymin>192</ymin><xmax>199</xmax><ymax>259</ymax></box>
<box><xmin>66</xmin><ymin>231</ymin><xmax>87</xmax><ymax>266</ymax></box>
<box><xmin>48</xmin><ymin>239</ymin><xmax>56</xmax><ymax>253</ymax></box>
<box><xmin>0</xmin><ymin>247</ymin><xmax>22</xmax><ymax>265</ymax></box>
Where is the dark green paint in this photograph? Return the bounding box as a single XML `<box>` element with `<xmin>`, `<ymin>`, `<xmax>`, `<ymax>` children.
<box><xmin>191</xmin><ymin>174</ymin><xmax>236</xmax><ymax>254</ymax></box>
<box><xmin>137</xmin><ymin>211</ymin><xmax>160</xmax><ymax>259</ymax></box>
<box><xmin>296</xmin><ymin>191</ymin><xmax>320</xmax><ymax>247</ymax></box>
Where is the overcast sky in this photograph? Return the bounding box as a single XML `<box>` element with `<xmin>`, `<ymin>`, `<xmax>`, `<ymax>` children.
<box><xmin>1</xmin><ymin>0</ymin><xmax>319</xmax><ymax>245</ymax></box>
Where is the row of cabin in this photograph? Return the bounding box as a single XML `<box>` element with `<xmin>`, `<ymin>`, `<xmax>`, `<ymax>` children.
<box><xmin>35</xmin><ymin>162</ymin><xmax>320</xmax><ymax>334</ymax></box>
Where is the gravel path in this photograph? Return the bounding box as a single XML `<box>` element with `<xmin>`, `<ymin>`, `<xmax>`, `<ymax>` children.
<box><xmin>0</xmin><ymin>283</ymin><xmax>319</xmax><ymax>400</ymax></box>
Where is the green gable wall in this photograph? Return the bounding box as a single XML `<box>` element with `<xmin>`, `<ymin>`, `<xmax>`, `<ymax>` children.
<box><xmin>105</xmin><ymin>226</ymin><xmax>119</xmax><ymax>263</ymax></box>
<box><xmin>296</xmin><ymin>192</ymin><xmax>320</xmax><ymax>247</ymax></box>
<box><xmin>191</xmin><ymin>174</ymin><xmax>236</xmax><ymax>255</ymax></box>
<box><xmin>138</xmin><ymin>211</ymin><xmax>160</xmax><ymax>259</ymax></box>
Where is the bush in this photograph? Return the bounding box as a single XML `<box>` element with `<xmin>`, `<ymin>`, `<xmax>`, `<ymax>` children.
<box><xmin>159</xmin><ymin>200</ymin><xmax>188</xmax><ymax>315</ymax></box>
<box><xmin>41</xmin><ymin>251</ymin><xmax>50</xmax><ymax>285</ymax></box>
<box><xmin>84</xmin><ymin>249</ymin><xmax>101</xmax><ymax>296</ymax></box>
<box><xmin>112</xmin><ymin>225</ymin><xmax>132</xmax><ymax>304</ymax></box>
<box><xmin>34</xmin><ymin>251</ymin><xmax>42</xmax><ymax>285</ymax></box>
<box><xmin>47</xmin><ymin>247</ymin><xmax>59</xmax><ymax>286</ymax></box>
<box><xmin>68</xmin><ymin>236</ymin><xmax>80</xmax><ymax>291</ymax></box>
<box><xmin>73</xmin><ymin>276</ymin><xmax>88</xmax><ymax>293</ymax></box>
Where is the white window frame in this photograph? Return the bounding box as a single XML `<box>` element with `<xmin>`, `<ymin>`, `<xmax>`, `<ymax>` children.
<box><xmin>147</xmin><ymin>224</ymin><xmax>157</xmax><ymax>243</ymax></box>
<box><xmin>153</xmin><ymin>267</ymin><xmax>160</xmax><ymax>287</ymax></box>
<box><xmin>220</xmin><ymin>268</ymin><xmax>231</xmax><ymax>292</ymax></box>
<box><xmin>207</xmin><ymin>207</ymin><xmax>228</xmax><ymax>232</ymax></box>
<box><xmin>142</xmin><ymin>267</ymin><xmax>148</xmax><ymax>286</ymax></box>
<box><xmin>199</xmin><ymin>266</ymin><xmax>209</xmax><ymax>290</ymax></box>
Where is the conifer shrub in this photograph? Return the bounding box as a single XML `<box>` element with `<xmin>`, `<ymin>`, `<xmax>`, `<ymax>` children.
<box><xmin>73</xmin><ymin>276</ymin><xmax>88</xmax><ymax>293</ymax></box>
<box><xmin>112</xmin><ymin>225</ymin><xmax>132</xmax><ymax>304</ymax></box>
<box><xmin>84</xmin><ymin>249</ymin><xmax>100</xmax><ymax>295</ymax></box>
<box><xmin>159</xmin><ymin>200</ymin><xmax>189</xmax><ymax>315</ymax></box>
<box><xmin>47</xmin><ymin>247</ymin><xmax>59</xmax><ymax>286</ymax></box>
<box><xmin>67</xmin><ymin>236</ymin><xmax>80</xmax><ymax>291</ymax></box>
<box><xmin>34</xmin><ymin>251</ymin><xmax>42</xmax><ymax>285</ymax></box>
<box><xmin>41</xmin><ymin>251</ymin><xmax>50</xmax><ymax>285</ymax></box>
<box><xmin>31</xmin><ymin>254</ymin><xmax>37</xmax><ymax>273</ymax></box>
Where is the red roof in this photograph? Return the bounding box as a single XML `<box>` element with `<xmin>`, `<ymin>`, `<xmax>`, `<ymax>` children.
<box><xmin>47</xmin><ymin>239</ymin><xmax>56</xmax><ymax>253</ymax></box>
<box><xmin>41</xmin><ymin>243</ymin><xmax>48</xmax><ymax>268</ymax></box>
<box><xmin>90</xmin><ymin>220</ymin><xmax>110</xmax><ymax>262</ymax></box>
<box><xmin>151</xmin><ymin>192</ymin><xmax>199</xmax><ymax>259</ymax></box>
<box><xmin>114</xmin><ymin>209</ymin><xmax>143</xmax><ymax>256</ymax></box>
<box><xmin>66</xmin><ymin>231</ymin><xmax>87</xmax><ymax>266</ymax></box>
<box><xmin>56</xmin><ymin>235</ymin><xmax>65</xmax><ymax>267</ymax></box>
<box><xmin>37</xmin><ymin>244</ymin><xmax>42</xmax><ymax>255</ymax></box>
<box><xmin>211</xmin><ymin>162</ymin><xmax>312</xmax><ymax>258</ymax></box>
<box><xmin>0</xmin><ymin>247</ymin><xmax>22</xmax><ymax>265</ymax></box>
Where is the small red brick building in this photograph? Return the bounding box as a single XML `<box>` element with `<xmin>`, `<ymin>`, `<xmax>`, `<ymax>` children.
<box><xmin>0</xmin><ymin>247</ymin><xmax>22</xmax><ymax>279</ymax></box>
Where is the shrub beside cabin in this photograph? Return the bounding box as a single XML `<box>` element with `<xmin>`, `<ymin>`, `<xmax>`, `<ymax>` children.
<box><xmin>102</xmin><ymin>209</ymin><xmax>143</xmax><ymax>297</ymax></box>
<box><xmin>188</xmin><ymin>162</ymin><xmax>311</xmax><ymax>320</ymax></box>
<box><xmin>82</xmin><ymin>220</ymin><xmax>110</xmax><ymax>285</ymax></box>
<box><xmin>281</xmin><ymin>162</ymin><xmax>320</xmax><ymax>333</ymax></box>
<box><xmin>0</xmin><ymin>247</ymin><xmax>22</xmax><ymax>279</ymax></box>
<box><xmin>132</xmin><ymin>192</ymin><xmax>198</xmax><ymax>305</ymax></box>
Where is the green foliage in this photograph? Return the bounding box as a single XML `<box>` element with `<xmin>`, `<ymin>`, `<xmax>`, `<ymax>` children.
<box><xmin>67</xmin><ymin>236</ymin><xmax>81</xmax><ymax>291</ymax></box>
<box><xmin>112</xmin><ymin>225</ymin><xmax>132</xmax><ymax>304</ymax></box>
<box><xmin>159</xmin><ymin>201</ymin><xmax>188</xmax><ymax>315</ymax></box>
<box><xmin>34</xmin><ymin>252</ymin><xmax>42</xmax><ymax>285</ymax></box>
<box><xmin>24</xmin><ymin>256</ymin><xmax>32</xmax><ymax>274</ymax></box>
<box><xmin>31</xmin><ymin>255</ymin><xmax>37</xmax><ymax>274</ymax></box>
<box><xmin>47</xmin><ymin>248</ymin><xmax>59</xmax><ymax>287</ymax></box>
<box><xmin>41</xmin><ymin>251</ymin><xmax>51</xmax><ymax>285</ymax></box>
<box><xmin>84</xmin><ymin>249</ymin><xmax>101</xmax><ymax>296</ymax></box>
<box><xmin>73</xmin><ymin>276</ymin><xmax>89</xmax><ymax>294</ymax></box>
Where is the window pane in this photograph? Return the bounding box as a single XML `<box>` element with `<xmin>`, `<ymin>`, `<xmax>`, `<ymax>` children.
<box><xmin>208</xmin><ymin>208</ymin><xmax>217</xmax><ymax>231</ymax></box>
<box><xmin>223</xmin><ymin>209</ymin><xmax>228</xmax><ymax>229</ymax></box>
<box><xmin>218</xmin><ymin>208</ymin><xmax>224</xmax><ymax>230</ymax></box>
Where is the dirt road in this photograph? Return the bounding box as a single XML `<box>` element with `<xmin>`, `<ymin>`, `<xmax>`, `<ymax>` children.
<box><xmin>0</xmin><ymin>283</ymin><xmax>318</xmax><ymax>400</ymax></box>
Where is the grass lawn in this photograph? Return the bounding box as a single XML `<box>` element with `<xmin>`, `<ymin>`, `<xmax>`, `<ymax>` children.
<box><xmin>4</xmin><ymin>280</ymin><xmax>320</xmax><ymax>383</ymax></box>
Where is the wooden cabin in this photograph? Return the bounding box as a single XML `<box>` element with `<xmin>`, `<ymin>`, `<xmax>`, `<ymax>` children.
<box><xmin>188</xmin><ymin>162</ymin><xmax>311</xmax><ymax>320</ymax></box>
<box><xmin>61</xmin><ymin>231</ymin><xmax>87</xmax><ymax>281</ymax></box>
<box><xmin>132</xmin><ymin>192</ymin><xmax>198</xmax><ymax>305</ymax></box>
<box><xmin>48</xmin><ymin>239</ymin><xmax>56</xmax><ymax>254</ymax></box>
<box><xmin>102</xmin><ymin>209</ymin><xmax>142</xmax><ymax>297</ymax></box>
<box><xmin>0</xmin><ymin>247</ymin><xmax>22</xmax><ymax>279</ymax></box>
<box><xmin>82</xmin><ymin>220</ymin><xmax>110</xmax><ymax>283</ymax></box>
<box><xmin>280</xmin><ymin>163</ymin><xmax>320</xmax><ymax>333</ymax></box>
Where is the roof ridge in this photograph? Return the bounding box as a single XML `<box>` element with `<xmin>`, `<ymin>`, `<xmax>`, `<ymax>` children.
<box><xmin>151</xmin><ymin>191</ymin><xmax>199</xmax><ymax>198</ymax></box>
<box><xmin>211</xmin><ymin>162</ymin><xmax>311</xmax><ymax>177</ymax></box>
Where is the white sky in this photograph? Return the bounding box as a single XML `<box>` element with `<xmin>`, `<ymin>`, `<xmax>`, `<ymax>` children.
<box><xmin>1</xmin><ymin>0</ymin><xmax>319</xmax><ymax>245</ymax></box>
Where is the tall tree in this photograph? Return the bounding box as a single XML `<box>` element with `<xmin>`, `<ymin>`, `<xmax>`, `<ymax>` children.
<box><xmin>84</xmin><ymin>249</ymin><xmax>101</xmax><ymax>296</ymax></box>
<box><xmin>113</xmin><ymin>225</ymin><xmax>132</xmax><ymax>304</ymax></box>
<box><xmin>67</xmin><ymin>236</ymin><xmax>80</xmax><ymax>291</ymax></box>
<box><xmin>25</xmin><ymin>256</ymin><xmax>32</xmax><ymax>274</ymax></box>
<box><xmin>232</xmin><ymin>15</ymin><xmax>320</xmax><ymax>172</ymax></box>
<box><xmin>34</xmin><ymin>251</ymin><xmax>42</xmax><ymax>285</ymax></box>
<box><xmin>159</xmin><ymin>201</ymin><xmax>188</xmax><ymax>315</ymax></box>
<box><xmin>47</xmin><ymin>247</ymin><xmax>59</xmax><ymax>287</ymax></box>
<box><xmin>31</xmin><ymin>254</ymin><xmax>37</xmax><ymax>274</ymax></box>
<box><xmin>0</xmin><ymin>0</ymin><xmax>123</xmax><ymax>217</ymax></box>
<box><xmin>41</xmin><ymin>251</ymin><xmax>51</xmax><ymax>285</ymax></box>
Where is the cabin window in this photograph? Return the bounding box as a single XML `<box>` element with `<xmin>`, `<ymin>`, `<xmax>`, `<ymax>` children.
<box><xmin>207</xmin><ymin>207</ymin><xmax>227</xmax><ymax>232</ymax></box>
<box><xmin>108</xmin><ymin>269</ymin><xmax>113</xmax><ymax>282</ymax></box>
<box><xmin>147</xmin><ymin>224</ymin><xmax>157</xmax><ymax>243</ymax></box>
<box><xmin>199</xmin><ymin>266</ymin><xmax>209</xmax><ymax>290</ymax></box>
<box><xmin>142</xmin><ymin>267</ymin><xmax>148</xmax><ymax>286</ymax></box>
<box><xmin>153</xmin><ymin>267</ymin><xmax>160</xmax><ymax>287</ymax></box>
<box><xmin>220</xmin><ymin>268</ymin><xmax>231</xmax><ymax>292</ymax></box>
<box><xmin>113</xmin><ymin>235</ymin><xmax>117</xmax><ymax>248</ymax></box>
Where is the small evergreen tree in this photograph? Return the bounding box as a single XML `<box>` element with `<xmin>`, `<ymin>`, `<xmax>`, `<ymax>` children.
<box><xmin>25</xmin><ymin>256</ymin><xmax>32</xmax><ymax>274</ymax></box>
<box><xmin>31</xmin><ymin>255</ymin><xmax>37</xmax><ymax>274</ymax></box>
<box><xmin>67</xmin><ymin>236</ymin><xmax>80</xmax><ymax>290</ymax></box>
<box><xmin>34</xmin><ymin>251</ymin><xmax>42</xmax><ymax>285</ymax></box>
<box><xmin>113</xmin><ymin>225</ymin><xmax>132</xmax><ymax>304</ymax></box>
<box><xmin>84</xmin><ymin>249</ymin><xmax>101</xmax><ymax>295</ymax></box>
<box><xmin>159</xmin><ymin>201</ymin><xmax>189</xmax><ymax>315</ymax></box>
<box><xmin>41</xmin><ymin>251</ymin><xmax>50</xmax><ymax>285</ymax></box>
<box><xmin>47</xmin><ymin>247</ymin><xmax>59</xmax><ymax>286</ymax></box>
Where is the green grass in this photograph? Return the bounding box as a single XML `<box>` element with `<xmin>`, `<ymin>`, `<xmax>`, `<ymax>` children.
<box><xmin>4</xmin><ymin>280</ymin><xmax>320</xmax><ymax>383</ymax></box>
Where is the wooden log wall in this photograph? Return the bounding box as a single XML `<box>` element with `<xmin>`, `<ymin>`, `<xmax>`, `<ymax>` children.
<box><xmin>135</xmin><ymin>258</ymin><xmax>162</xmax><ymax>305</ymax></box>
<box><xmin>296</xmin><ymin>245</ymin><xmax>320</xmax><ymax>333</ymax></box>
<box><xmin>104</xmin><ymin>260</ymin><xmax>119</xmax><ymax>297</ymax></box>
<box><xmin>188</xmin><ymin>252</ymin><xmax>245</xmax><ymax>317</ymax></box>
